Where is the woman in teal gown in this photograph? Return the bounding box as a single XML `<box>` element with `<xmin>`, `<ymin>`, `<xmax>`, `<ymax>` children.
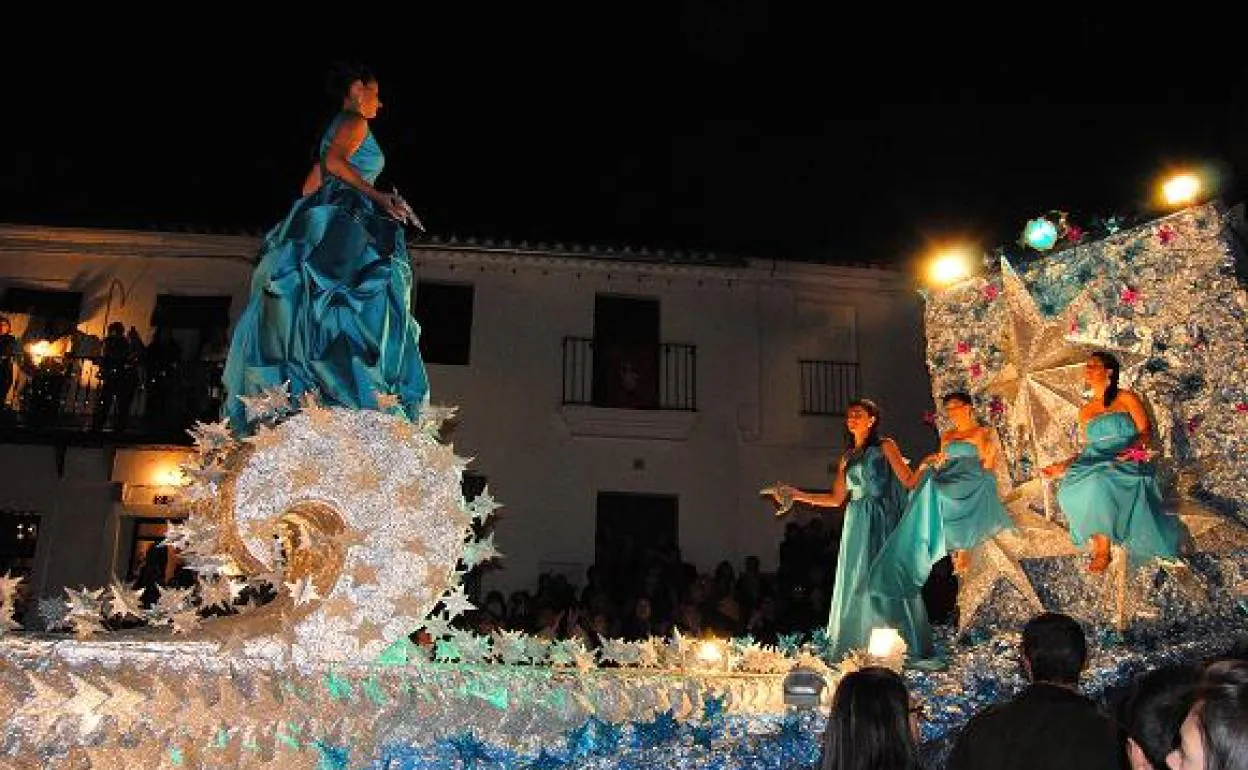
<box><xmin>769</xmin><ymin>399</ymin><xmax>932</xmax><ymax>662</ymax></box>
<box><xmin>1042</xmin><ymin>353</ymin><xmax>1184</xmax><ymax>571</ymax></box>
<box><xmin>869</xmin><ymin>392</ymin><xmax>1014</xmax><ymax>602</ymax></box>
<box><xmin>223</xmin><ymin>63</ymin><xmax>428</xmax><ymax>431</ymax></box>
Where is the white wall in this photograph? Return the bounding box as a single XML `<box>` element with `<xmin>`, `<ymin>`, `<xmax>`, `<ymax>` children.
<box><xmin>409</xmin><ymin>248</ymin><xmax>935</xmax><ymax>596</ymax></box>
<box><xmin>0</xmin><ymin>226</ymin><xmax>935</xmax><ymax>601</ymax></box>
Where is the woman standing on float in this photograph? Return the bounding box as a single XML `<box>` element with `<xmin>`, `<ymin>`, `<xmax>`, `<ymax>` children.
<box><xmin>768</xmin><ymin>399</ymin><xmax>933</xmax><ymax>662</ymax></box>
<box><xmin>223</xmin><ymin>62</ymin><xmax>427</xmax><ymax>431</ymax></box>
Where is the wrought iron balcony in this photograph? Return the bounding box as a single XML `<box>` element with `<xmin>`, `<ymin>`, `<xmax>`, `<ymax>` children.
<box><xmin>0</xmin><ymin>353</ymin><xmax>225</xmax><ymax>445</ymax></box>
<box><xmin>562</xmin><ymin>337</ymin><xmax>697</xmax><ymax>412</ymax></box>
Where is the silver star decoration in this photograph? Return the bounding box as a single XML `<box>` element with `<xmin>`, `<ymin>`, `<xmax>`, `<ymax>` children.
<box><xmin>107</xmin><ymin>579</ymin><xmax>146</xmax><ymax>619</ymax></box>
<box><xmin>238</xmin><ymin>381</ymin><xmax>294</xmax><ymax>423</ymax></box>
<box><xmin>600</xmin><ymin>638</ymin><xmax>641</xmax><ymax>666</ymax></box>
<box><xmin>548</xmin><ymin>639</ymin><xmax>588</xmax><ymax>668</ymax></box>
<box><xmin>64</xmin><ymin>586</ymin><xmax>106</xmax><ymax>617</ymax></box>
<box><xmin>491</xmin><ymin>630</ymin><xmax>529</xmax><ymax>664</ymax></box>
<box><xmin>0</xmin><ymin>570</ymin><xmax>23</xmax><ymax>605</ymax></box>
<box><xmin>461</xmin><ymin>533</ymin><xmax>501</xmax><ymax>569</ymax></box>
<box><xmin>438</xmin><ymin>585</ymin><xmax>475</xmax><ymax>620</ymax></box>
<box><xmin>0</xmin><ymin>605</ymin><xmax>21</xmax><ymax>633</ymax></box>
<box><xmin>523</xmin><ymin>635</ymin><xmax>552</xmax><ymax>665</ymax></box>
<box><xmin>183</xmin><ymin>458</ymin><xmax>229</xmax><ymax>486</ymax></box>
<box><xmin>285</xmin><ymin>576</ymin><xmax>322</xmax><ymax>607</ymax></box>
<box><xmin>198</xmin><ymin>576</ymin><xmax>242</xmax><ymax>610</ymax></box>
<box><xmin>419</xmin><ymin>611</ymin><xmax>454</xmax><ymax>640</ymax></box>
<box><xmin>170</xmin><ymin>609</ymin><xmax>203</xmax><ymax>635</ymax></box>
<box><xmin>37</xmin><ymin>596</ymin><xmax>68</xmax><ymax>630</ymax></box>
<box><xmin>68</xmin><ymin>612</ymin><xmax>106</xmax><ymax>639</ymax></box>
<box><xmin>154</xmin><ymin>584</ymin><xmax>194</xmax><ymax>617</ymax></box>
<box><xmin>468</xmin><ymin>488</ymin><xmax>503</xmax><ymax>523</ymax></box>
<box><xmin>189</xmin><ymin>419</ymin><xmax>236</xmax><ymax>455</ymax></box>
<box><xmin>636</xmin><ymin>638</ymin><xmax>663</xmax><ymax>668</ymax></box>
<box><xmin>454</xmin><ymin>630</ymin><xmax>492</xmax><ymax>664</ymax></box>
<box><xmin>417</xmin><ymin>403</ymin><xmax>459</xmax><ymax>435</ymax></box>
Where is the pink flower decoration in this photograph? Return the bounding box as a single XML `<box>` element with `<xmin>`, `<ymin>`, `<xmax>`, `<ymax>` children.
<box><xmin>969</xmin><ymin>363</ymin><xmax>983</xmax><ymax>379</ymax></box>
<box><xmin>989</xmin><ymin>397</ymin><xmax>1005</xmax><ymax>415</ymax></box>
<box><xmin>1118</xmin><ymin>447</ymin><xmax>1152</xmax><ymax>463</ymax></box>
<box><xmin>1158</xmin><ymin>224</ymin><xmax>1177</xmax><ymax>245</ymax></box>
<box><xmin>982</xmin><ymin>284</ymin><xmax>1000</xmax><ymax>301</ymax></box>
<box><xmin>1067</xmin><ymin>225</ymin><xmax>1085</xmax><ymax>243</ymax></box>
<box><xmin>1187</xmin><ymin>416</ymin><xmax>1203</xmax><ymax>434</ymax></box>
<box><xmin>1120</xmin><ymin>287</ymin><xmax>1140</xmax><ymax>305</ymax></box>
<box><xmin>1236</xmin><ymin>402</ymin><xmax>1248</xmax><ymax>413</ymax></box>
<box><xmin>955</xmin><ymin>341</ymin><xmax>971</xmax><ymax>355</ymax></box>
<box><xmin>1069</xmin><ymin>318</ymin><xmax>1081</xmax><ymax>334</ymax></box>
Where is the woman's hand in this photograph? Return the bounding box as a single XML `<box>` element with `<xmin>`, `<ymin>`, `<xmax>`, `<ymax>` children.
<box><xmin>763</xmin><ymin>483</ymin><xmax>797</xmax><ymax>516</ymax></box>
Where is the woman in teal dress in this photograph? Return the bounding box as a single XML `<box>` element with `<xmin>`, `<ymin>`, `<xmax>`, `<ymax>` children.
<box><xmin>869</xmin><ymin>392</ymin><xmax>1014</xmax><ymax>603</ymax></box>
<box><xmin>1042</xmin><ymin>353</ymin><xmax>1184</xmax><ymax>571</ymax></box>
<box><xmin>222</xmin><ymin>63</ymin><xmax>428</xmax><ymax>431</ymax></box>
<box><xmin>768</xmin><ymin>399</ymin><xmax>932</xmax><ymax>662</ymax></box>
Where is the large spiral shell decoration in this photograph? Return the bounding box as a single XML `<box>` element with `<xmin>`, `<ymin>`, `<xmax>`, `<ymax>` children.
<box><xmin>179</xmin><ymin>401</ymin><xmax>481</xmax><ymax>665</ymax></box>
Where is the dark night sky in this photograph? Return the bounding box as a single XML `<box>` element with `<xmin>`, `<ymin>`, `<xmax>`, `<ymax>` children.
<box><xmin>2</xmin><ymin>11</ymin><xmax>1246</xmax><ymax>269</ymax></box>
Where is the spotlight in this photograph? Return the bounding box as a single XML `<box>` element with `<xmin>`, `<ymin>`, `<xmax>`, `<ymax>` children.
<box><xmin>927</xmin><ymin>250</ymin><xmax>972</xmax><ymax>287</ymax></box>
<box><xmin>1161</xmin><ymin>173</ymin><xmax>1202</xmax><ymax>207</ymax></box>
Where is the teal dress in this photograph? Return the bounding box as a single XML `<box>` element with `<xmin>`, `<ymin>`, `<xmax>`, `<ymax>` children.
<box><xmin>827</xmin><ymin>445</ymin><xmax>932</xmax><ymax>662</ymax></box>
<box><xmin>222</xmin><ymin>112</ymin><xmax>428</xmax><ymax>431</ymax></box>
<box><xmin>1057</xmin><ymin>411</ymin><xmax>1183</xmax><ymax>561</ymax></box>
<box><xmin>869</xmin><ymin>440</ymin><xmax>1014</xmax><ymax>599</ymax></box>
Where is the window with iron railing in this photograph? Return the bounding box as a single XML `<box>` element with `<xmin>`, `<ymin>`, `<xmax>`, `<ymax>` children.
<box><xmin>562</xmin><ymin>337</ymin><xmax>697</xmax><ymax>411</ymax></box>
<box><xmin>799</xmin><ymin>360</ymin><xmax>859</xmax><ymax>415</ymax></box>
<box><xmin>0</xmin><ymin>351</ymin><xmax>225</xmax><ymax>443</ymax></box>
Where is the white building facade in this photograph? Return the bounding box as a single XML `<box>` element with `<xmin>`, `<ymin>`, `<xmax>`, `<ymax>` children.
<box><xmin>0</xmin><ymin>225</ymin><xmax>936</xmax><ymax>605</ymax></box>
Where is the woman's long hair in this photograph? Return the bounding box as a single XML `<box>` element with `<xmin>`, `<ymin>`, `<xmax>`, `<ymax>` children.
<box><xmin>841</xmin><ymin>398</ymin><xmax>883</xmax><ymax>468</ymax></box>
<box><xmin>822</xmin><ymin>667</ymin><xmax>920</xmax><ymax>770</ymax></box>
<box><xmin>1092</xmin><ymin>351</ymin><xmax>1121</xmax><ymax>408</ymax></box>
<box><xmin>1193</xmin><ymin>659</ymin><xmax>1248</xmax><ymax>770</ymax></box>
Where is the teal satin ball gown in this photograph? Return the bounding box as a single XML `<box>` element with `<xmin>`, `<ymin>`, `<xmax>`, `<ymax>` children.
<box><xmin>1056</xmin><ymin>411</ymin><xmax>1183</xmax><ymax>561</ymax></box>
<box><xmin>826</xmin><ymin>445</ymin><xmax>933</xmax><ymax>661</ymax></box>
<box><xmin>869</xmin><ymin>440</ymin><xmax>1014</xmax><ymax>599</ymax></box>
<box><xmin>222</xmin><ymin>112</ymin><xmax>429</xmax><ymax>431</ymax></box>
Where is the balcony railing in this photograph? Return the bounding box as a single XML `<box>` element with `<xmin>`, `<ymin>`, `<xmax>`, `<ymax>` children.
<box><xmin>0</xmin><ymin>354</ymin><xmax>225</xmax><ymax>444</ymax></box>
<box><xmin>562</xmin><ymin>337</ymin><xmax>697</xmax><ymax>411</ymax></box>
<box><xmin>799</xmin><ymin>360</ymin><xmax>859</xmax><ymax>416</ymax></box>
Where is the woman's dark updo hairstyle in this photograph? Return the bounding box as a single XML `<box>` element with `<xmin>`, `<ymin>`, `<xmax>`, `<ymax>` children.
<box><xmin>325</xmin><ymin>61</ymin><xmax>376</xmax><ymax>104</ymax></box>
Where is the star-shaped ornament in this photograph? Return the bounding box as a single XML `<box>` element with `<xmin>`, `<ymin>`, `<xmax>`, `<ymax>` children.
<box><xmin>349</xmin><ymin>619</ymin><xmax>386</xmax><ymax>650</ymax></box>
<box><xmin>987</xmin><ymin>260</ymin><xmax>1097</xmax><ymax>477</ymax></box>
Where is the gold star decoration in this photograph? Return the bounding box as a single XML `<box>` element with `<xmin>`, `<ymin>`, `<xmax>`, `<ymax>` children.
<box><xmin>423</xmin><ymin>563</ymin><xmax>449</xmax><ymax>593</ymax></box>
<box><xmin>287</xmin><ymin>461</ymin><xmax>323</xmax><ymax>490</ymax></box>
<box><xmin>394</xmin><ymin>479</ymin><xmax>424</xmax><ymax>509</ymax></box>
<box><xmin>347</xmin><ymin>467</ymin><xmax>383</xmax><ymax>495</ymax></box>
<box><xmin>244</xmin><ymin>423</ymin><xmax>283</xmax><ymax>451</ymax></box>
<box><xmin>400</xmin><ymin>537</ymin><xmax>429</xmax><ymax>559</ymax></box>
<box><xmin>349</xmin><ymin>619</ymin><xmax>386</xmax><ymax>650</ymax></box>
<box><xmin>987</xmin><ymin>260</ymin><xmax>1097</xmax><ymax>482</ymax></box>
<box><xmin>321</xmin><ymin>595</ymin><xmax>357</xmax><ymax>622</ymax></box>
<box><xmin>389</xmin><ymin>417</ymin><xmax>420</xmax><ymax>443</ymax></box>
<box><xmin>348</xmin><ymin>563</ymin><xmax>380</xmax><ymax>588</ymax></box>
<box><xmin>374</xmin><ymin>392</ymin><xmax>402</xmax><ymax>411</ymax></box>
<box><xmin>390</xmin><ymin>593</ymin><xmax>430</xmax><ymax>619</ymax></box>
